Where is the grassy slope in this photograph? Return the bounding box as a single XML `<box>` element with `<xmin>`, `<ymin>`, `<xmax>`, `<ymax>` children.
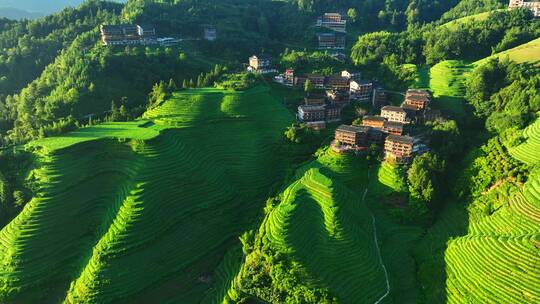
<box><xmin>440</xmin><ymin>10</ymin><xmax>499</xmax><ymax>30</ymax></box>
<box><xmin>231</xmin><ymin>151</ymin><xmax>422</xmax><ymax>303</ymax></box>
<box><xmin>0</xmin><ymin>85</ymin><xmax>294</xmax><ymax>303</ymax></box>
<box><xmin>475</xmin><ymin>37</ymin><xmax>540</xmax><ymax>66</ymax></box>
<box><xmin>415</xmin><ymin>40</ymin><xmax>540</xmax><ymax>303</ymax></box>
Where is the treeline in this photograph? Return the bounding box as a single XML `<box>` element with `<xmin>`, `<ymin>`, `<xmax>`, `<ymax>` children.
<box><xmin>0</xmin><ymin>149</ymin><xmax>34</xmax><ymax>228</ymax></box>
<box><xmin>352</xmin><ymin>8</ymin><xmax>540</xmax><ymax>66</ymax></box>
<box><xmin>0</xmin><ymin>0</ymin><xmax>122</xmax><ymax>98</ymax></box>
<box><xmin>466</xmin><ymin>59</ymin><xmax>540</xmax><ymax>134</ymax></box>
<box><xmin>0</xmin><ymin>38</ymin><xmax>212</xmax><ymax>146</ymax></box>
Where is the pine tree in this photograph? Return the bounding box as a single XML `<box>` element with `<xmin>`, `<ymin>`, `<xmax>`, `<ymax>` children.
<box><xmin>182</xmin><ymin>79</ymin><xmax>188</xmax><ymax>89</ymax></box>
<box><xmin>168</xmin><ymin>79</ymin><xmax>177</xmax><ymax>92</ymax></box>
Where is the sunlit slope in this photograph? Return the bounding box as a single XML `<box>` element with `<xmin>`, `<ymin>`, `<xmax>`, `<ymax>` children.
<box><xmin>0</xmin><ymin>86</ymin><xmax>293</xmax><ymax>303</ymax></box>
<box><xmin>510</xmin><ymin>118</ymin><xmax>540</xmax><ymax>166</ymax></box>
<box><xmin>440</xmin><ymin>10</ymin><xmax>499</xmax><ymax>30</ymax></box>
<box><xmin>246</xmin><ymin>152</ymin><xmax>422</xmax><ymax>303</ymax></box>
<box><xmin>444</xmin><ymin>170</ymin><xmax>540</xmax><ymax>303</ymax></box>
<box><xmin>475</xmin><ymin>37</ymin><xmax>540</xmax><ymax>66</ymax></box>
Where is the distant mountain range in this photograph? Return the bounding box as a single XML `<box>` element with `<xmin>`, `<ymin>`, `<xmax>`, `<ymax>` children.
<box><xmin>0</xmin><ymin>0</ymin><xmax>125</xmax><ymax>18</ymax></box>
<box><xmin>0</xmin><ymin>7</ymin><xmax>43</xmax><ymax>19</ymax></box>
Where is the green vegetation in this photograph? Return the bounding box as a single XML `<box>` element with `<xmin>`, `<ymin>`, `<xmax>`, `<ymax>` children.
<box><xmin>440</xmin><ymin>11</ymin><xmax>497</xmax><ymax>30</ymax></box>
<box><xmin>0</xmin><ymin>85</ymin><xmax>302</xmax><ymax>303</ymax></box>
<box><xmin>227</xmin><ymin>150</ymin><xmax>422</xmax><ymax>303</ymax></box>
<box><xmin>1</xmin><ymin>0</ymin><xmax>540</xmax><ymax>303</ymax></box>
<box><xmin>476</xmin><ymin>37</ymin><xmax>540</xmax><ymax>65</ymax></box>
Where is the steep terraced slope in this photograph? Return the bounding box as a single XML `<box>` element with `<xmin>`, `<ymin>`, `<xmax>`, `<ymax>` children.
<box><xmin>0</xmin><ymin>86</ymin><xmax>293</xmax><ymax>303</ymax></box>
<box><xmin>232</xmin><ymin>152</ymin><xmax>422</xmax><ymax>303</ymax></box>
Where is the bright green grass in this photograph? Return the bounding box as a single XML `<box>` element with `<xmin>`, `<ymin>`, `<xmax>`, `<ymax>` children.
<box><xmin>429</xmin><ymin>60</ymin><xmax>473</xmax><ymax>119</ymax></box>
<box><xmin>0</xmin><ymin>86</ymin><xmax>294</xmax><ymax>303</ymax></box>
<box><xmin>443</xmin><ymin>169</ymin><xmax>540</xmax><ymax>303</ymax></box>
<box><xmin>475</xmin><ymin>37</ymin><xmax>540</xmax><ymax>66</ymax></box>
<box><xmin>441</xmin><ymin>10</ymin><xmax>500</xmax><ymax>31</ymax></box>
<box><xmin>510</xmin><ymin>118</ymin><xmax>540</xmax><ymax>166</ymax></box>
<box><xmin>242</xmin><ymin>150</ymin><xmax>422</xmax><ymax>303</ymax></box>
<box><xmin>29</xmin><ymin>121</ymin><xmax>162</xmax><ymax>152</ymax></box>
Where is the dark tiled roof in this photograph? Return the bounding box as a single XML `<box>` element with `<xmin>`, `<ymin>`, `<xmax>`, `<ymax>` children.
<box><xmin>384</xmin><ymin>121</ymin><xmax>404</xmax><ymax>129</ymax></box>
<box><xmin>363</xmin><ymin>115</ymin><xmax>386</xmax><ymax>122</ymax></box>
<box><xmin>386</xmin><ymin>135</ymin><xmax>413</xmax><ymax>145</ymax></box>
<box><xmin>382</xmin><ymin>106</ymin><xmax>406</xmax><ymax>113</ymax></box>
<box><xmin>336</xmin><ymin>125</ymin><xmax>369</xmax><ymax>133</ymax></box>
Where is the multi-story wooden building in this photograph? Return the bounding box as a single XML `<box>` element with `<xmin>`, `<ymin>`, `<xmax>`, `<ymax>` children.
<box><xmin>284</xmin><ymin>69</ymin><xmax>295</xmax><ymax>83</ymax></box>
<box><xmin>326</xmin><ymin>90</ymin><xmax>350</xmax><ymax>106</ymax></box>
<box><xmin>383</xmin><ymin>121</ymin><xmax>404</xmax><ymax>136</ymax></box>
<box><xmin>294</xmin><ymin>74</ymin><xmax>326</xmax><ymax>88</ymax></box>
<box><xmin>326</xmin><ymin>76</ymin><xmax>350</xmax><ymax>90</ymax></box>
<box><xmin>362</xmin><ymin>116</ymin><xmax>386</xmax><ymax>129</ymax></box>
<box><xmin>403</xmin><ymin>89</ymin><xmax>431</xmax><ymax>111</ymax></box>
<box><xmin>350</xmin><ymin>80</ymin><xmax>373</xmax><ymax>101</ymax></box>
<box><xmin>372</xmin><ymin>87</ymin><xmax>388</xmax><ymax>108</ymax></box>
<box><xmin>298</xmin><ymin>105</ymin><xmax>326</xmax><ymax>122</ymax></box>
<box><xmin>384</xmin><ymin>135</ymin><xmax>414</xmax><ymax>163</ymax></box>
<box><xmin>335</xmin><ymin>125</ymin><xmax>369</xmax><ymax>146</ymax></box>
<box><xmin>325</xmin><ymin>104</ymin><xmax>342</xmax><ymax>122</ymax></box>
<box><xmin>304</xmin><ymin>93</ymin><xmax>326</xmax><ymax>106</ymax></box>
<box><xmin>100</xmin><ymin>24</ymin><xmax>157</xmax><ymax>46</ymax></box>
<box><xmin>317</xmin><ymin>32</ymin><xmax>346</xmax><ymax>49</ymax></box>
<box><xmin>381</xmin><ymin>106</ymin><xmax>407</xmax><ymax>123</ymax></box>
<box><xmin>248</xmin><ymin>55</ymin><xmax>277</xmax><ymax>74</ymax></box>
<box><xmin>509</xmin><ymin>0</ymin><xmax>540</xmax><ymax>17</ymax></box>
<box><xmin>341</xmin><ymin>70</ymin><xmax>361</xmax><ymax>80</ymax></box>
<box><xmin>317</xmin><ymin>13</ymin><xmax>347</xmax><ymax>32</ymax></box>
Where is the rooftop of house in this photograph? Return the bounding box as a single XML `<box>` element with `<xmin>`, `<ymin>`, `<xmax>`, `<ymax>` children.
<box><xmin>326</xmin><ymin>104</ymin><xmax>342</xmax><ymax>110</ymax></box>
<box><xmin>299</xmin><ymin>105</ymin><xmax>326</xmax><ymax>111</ymax></box>
<box><xmin>336</xmin><ymin>125</ymin><xmax>369</xmax><ymax>133</ymax></box>
<box><xmin>401</xmin><ymin>104</ymin><xmax>419</xmax><ymax>111</ymax></box>
<box><xmin>384</xmin><ymin>121</ymin><xmax>404</xmax><ymax>129</ymax></box>
<box><xmin>363</xmin><ymin>115</ymin><xmax>386</xmax><ymax>122</ymax></box>
<box><xmin>386</xmin><ymin>135</ymin><xmax>414</xmax><ymax>145</ymax></box>
<box><xmin>101</xmin><ymin>24</ymin><xmax>139</xmax><ymax>31</ymax></box>
<box><xmin>351</xmin><ymin>79</ymin><xmax>373</xmax><ymax>85</ymax></box>
<box><xmin>306</xmin><ymin>93</ymin><xmax>326</xmax><ymax>99</ymax></box>
<box><xmin>382</xmin><ymin>106</ymin><xmax>406</xmax><ymax>113</ymax></box>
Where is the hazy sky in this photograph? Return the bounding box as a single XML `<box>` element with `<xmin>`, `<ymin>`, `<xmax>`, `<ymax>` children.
<box><xmin>0</xmin><ymin>0</ymin><xmax>125</xmax><ymax>14</ymax></box>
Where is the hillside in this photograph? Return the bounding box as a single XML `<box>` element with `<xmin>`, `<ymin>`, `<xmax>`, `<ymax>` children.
<box><xmin>211</xmin><ymin>150</ymin><xmax>422</xmax><ymax>303</ymax></box>
<box><xmin>441</xmin><ymin>10</ymin><xmax>497</xmax><ymax>30</ymax></box>
<box><xmin>0</xmin><ymin>85</ymin><xmax>297</xmax><ymax>303</ymax></box>
<box><xmin>475</xmin><ymin>37</ymin><xmax>540</xmax><ymax>65</ymax></box>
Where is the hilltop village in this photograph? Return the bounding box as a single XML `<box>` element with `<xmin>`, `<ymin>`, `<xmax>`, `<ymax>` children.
<box><xmin>97</xmin><ymin>10</ymin><xmax>448</xmax><ymax>166</ymax></box>
<box><xmin>247</xmin><ymin>47</ymin><xmax>439</xmax><ymax>164</ymax></box>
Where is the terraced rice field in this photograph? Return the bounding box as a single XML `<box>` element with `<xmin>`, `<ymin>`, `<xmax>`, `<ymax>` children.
<box><xmin>443</xmin><ymin>170</ymin><xmax>540</xmax><ymax>303</ymax></box>
<box><xmin>429</xmin><ymin>60</ymin><xmax>473</xmax><ymax>119</ymax></box>
<box><xmin>243</xmin><ymin>151</ymin><xmax>422</xmax><ymax>303</ymax></box>
<box><xmin>0</xmin><ymin>86</ymin><xmax>294</xmax><ymax>303</ymax></box>
<box><xmin>510</xmin><ymin>118</ymin><xmax>540</xmax><ymax>166</ymax></box>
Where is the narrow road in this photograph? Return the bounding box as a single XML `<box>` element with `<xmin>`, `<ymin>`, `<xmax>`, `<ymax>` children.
<box><xmin>363</xmin><ymin>169</ymin><xmax>391</xmax><ymax>304</ymax></box>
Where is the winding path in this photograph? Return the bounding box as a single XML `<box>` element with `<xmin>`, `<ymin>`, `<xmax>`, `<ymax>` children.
<box><xmin>364</xmin><ymin>170</ymin><xmax>391</xmax><ymax>304</ymax></box>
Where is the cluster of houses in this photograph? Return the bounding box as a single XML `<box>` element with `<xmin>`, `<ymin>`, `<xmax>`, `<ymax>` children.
<box><xmin>100</xmin><ymin>24</ymin><xmax>217</xmax><ymax>46</ymax></box>
<box><xmin>316</xmin><ymin>13</ymin><xmax>347</xmax><ymax>49</ymax></box>
<box><xmin>509</xmin><ymin>0</ymin><xmax>540</xmax><ymax>17</ymax></box>
<box><xmin>292</xmin><ymin>70</ymin><xmax>388</xmax><ymax>130</ymax></box>
<box><xmin>100</xmin><ymin>24</ymin><xmax>181</xmax><ymax>46</ymax></box>
<box><xmin>333</xmin><ymin>89</ymin><xmax>437</xmax><ymax>163</ymax></box>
